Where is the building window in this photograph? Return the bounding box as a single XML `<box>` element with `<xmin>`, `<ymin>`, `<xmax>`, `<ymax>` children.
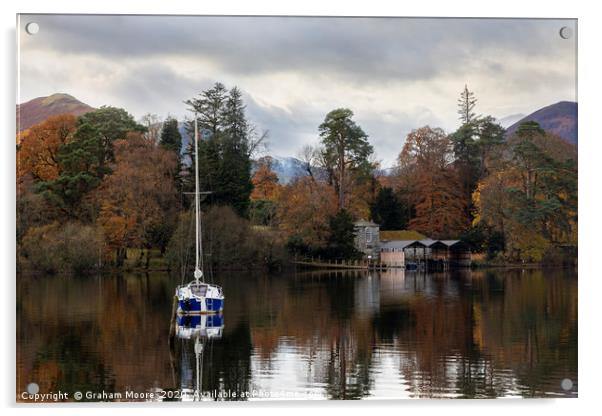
<box><xmin>366</xmin><ymin>228</ymin><xmax>372</xmax><ymax>243</ymax></box>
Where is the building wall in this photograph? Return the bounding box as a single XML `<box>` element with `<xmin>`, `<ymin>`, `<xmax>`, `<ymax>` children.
<box><xmin>354</xmin><ymin>225</ymin><xmax>380</xmax><ymax>258</ymax></box>
<box><xmin>380</xmin><ymin>250</ymin><xmax>405</xmax><ymax>267</ymax></box>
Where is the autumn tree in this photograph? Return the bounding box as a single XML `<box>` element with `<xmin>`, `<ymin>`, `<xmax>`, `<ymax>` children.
<box><xmin>251</xmin><ymin>156</ymin><xmax>281</xmax><ymax>200</ymax></box>
<box><xmin>17</xmin><ymin>114</ymin><xmax>77</xmax><ymax>184</ymax></box>
<box><xmin>390</xmin><ymin>150</ymin><xmax>419</xmax><ymax>229</ymax></box>
<box><xmin>319</xmin><ymin>108</ymin><xmax>373</xmax><ymax>209</ymax></box>
<box><xmin>249</xmin><ymin>156</ymin><xmax>281</xmax><ymax>226</ymax></box>
<box><xmin>35</xmin><ymin>107</ymin><xmax>146</xmax><ymax>219</ymax></box>
<box><xmin>473</xmin><ymin>122</ymin><xmax>577</xmax><ymax>262</ymax></box>
<box><xmin>399</xmin><ymin>126</ymin><xmax>467</xmax><ymax>238</ymax></box>
<box><xmin>277</xmin><ymin>176</ymin><xmax>338</xmax><ymax>252</ymax></box>
<box><xmin>96</xmin><ymin>133</ymin><xmax>179</xmax><ymax>266</ymax></box>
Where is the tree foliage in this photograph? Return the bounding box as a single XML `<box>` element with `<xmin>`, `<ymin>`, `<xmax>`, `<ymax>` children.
<box><xmin>166</xmin><ymin>206</ymin><xmax>287</xmax><ymax>272</ymax></box>
<box><xmin>370</xmin><ymin>187</ymin><xmax>406</xmax><ymax>230</ymax></box>
<box><xmin>96</xmin><ymin>133</ymin><xmax>179</xmax><ymax>265</ymax></box>
<box><xmin>473</xmin><ymin>121</ymin><xmax>577</xmax><ymax>262</ymax></box>
<box><xmin>450</xmin><ymin>116</ymin><xmax>505</xmax><ymax>220</ymax></box>
<box><xmin>458</xmin><ymin>84</ymin><xmax>478</xmax><ymax>124</ymax></box>
<box><xmin>36</xmin><ymin>107</ymin><xmax>145</xmax><ymax>219</ymax></box>
<box><xmin>159</xmin><ymin>116</ymin><xmax>182</xmax><ymax>154</ymax></box>
<box><xmin>325</xmin><ymin>209</ymin><xmax>361</xmax><ymax>259</ymax></box>
<box><xmin>399</xmin><ymin>126</ymin><xmax>468</xmax><ymax>238</ymax></box>
<box><xmin>276</xmin><ymin>177</ymin><xmax>338</xmax><ymax>250</ymax></box>
<box><xmin>17</xmin><ymin>114</ymin><xmax>77</xmax><ymax>183</ymax></box>
<box><xmin>185</xmin><ymin>83</ymin><xmax>254</xmax><ymax>216</ymax></box>
<box><xmin>20</xmin><ymin>222</ymin><xmax>104</xmax><ymax>274</ymax></box>
<box><xmin>251</xmin><ymin>156</ymin><xmax>281</xmax><ymax>201</ymax></box>
<box><xmin>319</xmin><ymin>108</ymin><xmax>373</xmax><ymax>209</ymax></box>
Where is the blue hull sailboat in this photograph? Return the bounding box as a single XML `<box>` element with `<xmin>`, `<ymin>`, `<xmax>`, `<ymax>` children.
<box><xmin>176</xmin><ymin>281</ymin><xmax>224</xmax><ymax>314</ymax></box>
<box><xmin>175</xmin><ymin>116</ymin><xmax>224</xmax><ymax>315</ymax></box>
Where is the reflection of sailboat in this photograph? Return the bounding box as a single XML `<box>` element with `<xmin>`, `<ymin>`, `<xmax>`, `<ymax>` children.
<box><xmin>176</xmin><ymin>314</ymin><xmax>224</xmax><ymax>339</ymax></box>
<box><xmin>173</xmin><ymin>313</ymin><xmax>224</xmax><ymax>401</ymax></box>
<box><xmin>175</xmin><ymin>116</ymin><xmax>224</xmax><ymax>314</ymax></box>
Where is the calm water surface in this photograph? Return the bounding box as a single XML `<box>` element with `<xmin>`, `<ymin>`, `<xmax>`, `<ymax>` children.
<box><xmin>17</xmin><ymin>268</ymin><xmax>577</xmax><ymax>400</ymax></box>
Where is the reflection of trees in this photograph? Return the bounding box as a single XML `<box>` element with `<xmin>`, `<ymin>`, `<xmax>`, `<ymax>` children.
<box><xmin>17</xmin><ymin>268</ymin><xmax>577</xmax><ymax>400</ymax></box>
<box><xmin>241</xmin><ymin>268</ymin><xmax>577</xmax><ymax>398</ymax></box>
<box><xmin>470</xmin><ymin>269</ymin><xmax>578</xmax><ymax>396</ymax></box>
<box><xmin>32</xmin><ymin>329</ymin><xmax>116</xmax><ymax>401</ymax></box>
<box><xmin>17</xmin><ymin>273</ymin><xmax>176</xmax><ymax>399</ymax></box>
<box><xmin>205</xmin><ymin>321</ymin><xmax>253</xmax><ymax>400</ymax></box>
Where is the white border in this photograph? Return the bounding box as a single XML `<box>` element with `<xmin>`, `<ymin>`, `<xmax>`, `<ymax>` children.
<box><xmin>2</xmin><ymin>1</ymin><xmax>600</xmax><ymax>415</ymax></box>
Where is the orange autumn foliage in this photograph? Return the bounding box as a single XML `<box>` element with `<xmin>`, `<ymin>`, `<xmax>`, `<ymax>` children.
<box><xmin>399</xmin><ymin>126</ymin><xmax>468</xmax><ymax>238</ymax></box>
<box><xmin>251</xmin><ymin>160</ymin><xmax>281</xmax><ymax>201</ymax></box>
<box><xmin>276</xmin><ymin>177</ymin><xmax>338</xmax><ymax>247</ymax></box>
<box><xmin>17</xmin><ymin>114</ymin><xmax>77</xmax><ymax>183</ymax></box>
<box><xmin>96</xmin><ymin>133</ymin><xmax>179</xmax><ymax>252</ymax></box>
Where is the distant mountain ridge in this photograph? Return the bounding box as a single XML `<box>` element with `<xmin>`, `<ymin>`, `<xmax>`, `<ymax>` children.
<box><xmin>505</xmin><ymin>101</ymin><xmax>577</xmax><ymax>145</ymax></box>
<box><xmin>498</xmin><ymin>113</ymin><xmax>525</xmax><ymax>128</ymax></box>
<box><xmin>17</xmin><ymin>93</ymin><xmax>95</xmax><ymax>132</ymax></box>
<box><xmin>268</xmin><ymin>156</ymin><xmax>309</xmax><ymax>184</ymax></box>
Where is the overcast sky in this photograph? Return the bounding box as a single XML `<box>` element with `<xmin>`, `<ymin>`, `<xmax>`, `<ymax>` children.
<box><xmin>18</xmin><ymin>15</ymin><xmax>576</xmax><ymax>167</ymax></box>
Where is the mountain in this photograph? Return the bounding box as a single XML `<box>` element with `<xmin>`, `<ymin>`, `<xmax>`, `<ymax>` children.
<box><xmin>505</xmin><ymin>101</ymin><xmax>577</xmax><ymax>145</ymax></box>
<box><xmin>17</xmin><ymin>93</ymin><xmax>95</xmax><ymax>132</ymax></box>
<box><xmin>269</xmin><ymin>156</ymin><xmax>309</xmax><ymax>184</ymax></box>
<box><xmin>498</xmin><ymin>113</ymin><xmax>525</xmax><ymax>128</ymax></box>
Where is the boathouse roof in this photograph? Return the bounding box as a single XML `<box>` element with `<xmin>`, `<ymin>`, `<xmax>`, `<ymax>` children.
<box><xmin>380</xmin><ymin>240</ymin><xmax>427</xmax><ymax>250</ymax></box>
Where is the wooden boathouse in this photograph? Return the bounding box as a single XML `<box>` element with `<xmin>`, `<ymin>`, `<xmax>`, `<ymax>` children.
<box><xmin>379</xmin><ymin>238</ymin><xmax>471</xmax><ymax>270</ymax></box>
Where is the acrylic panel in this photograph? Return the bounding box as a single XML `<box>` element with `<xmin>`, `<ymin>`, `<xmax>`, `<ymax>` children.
<box><xmin>16</xmin><ymin>15</ymin><xmax>577</xmax><ymax>402</ymax></box>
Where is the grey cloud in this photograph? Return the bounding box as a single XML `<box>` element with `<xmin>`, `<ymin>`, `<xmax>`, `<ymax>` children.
<box><xmin>244</xmin><ymin>93</ymin><xmax>322</xmax><ymax>157</ymax></box>
<box><xmin>20</xmin><ymin>15</ymin><xmax>576</xmax><ymax>84</ymax></box>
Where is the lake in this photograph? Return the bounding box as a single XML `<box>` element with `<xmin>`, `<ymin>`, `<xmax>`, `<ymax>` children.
<box><xmin>16</xmin><ymin>268</ymin><xmax>577</xmax><ymax>401</ymax></box>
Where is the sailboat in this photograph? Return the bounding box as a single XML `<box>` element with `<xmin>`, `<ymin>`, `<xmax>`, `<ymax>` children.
<box><xmin>175</xmin><ymin>116</ymin><xmax>224</xmax><ymax>314</ymax></box>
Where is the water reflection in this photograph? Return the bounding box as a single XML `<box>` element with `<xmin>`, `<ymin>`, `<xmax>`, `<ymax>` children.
<box><xmin>17</xmin><ymin>268</ymin><xmax>577</xmax><ymax>401</ymax></box>
<box><xmin>168</xmin><ymin>314</ymin><xmax>224</xmax><ymax>401</ymax></box>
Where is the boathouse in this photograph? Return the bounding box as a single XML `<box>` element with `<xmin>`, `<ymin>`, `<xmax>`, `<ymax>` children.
<box><xmin>380</xmin><ymin>240</ymin><xmax>427</xmax><ymax>268</ymax></box>
<box><xmin>379</xmin><ymin>237</ymin><xmax>471</xmax><ymax>269</ymax></box>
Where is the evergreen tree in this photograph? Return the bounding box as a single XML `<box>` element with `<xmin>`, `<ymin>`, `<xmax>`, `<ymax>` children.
<box><xmin>457</xmin><ymin>84</ymin><xmax>478</xmax><ymax>124</ymax></box>
<box><xmin>474</xmin><ymin>116</ymin><xmax>505</xmax><ymax>178</ymax></box>
<box><xmin>326</xmin><ymin>209</ymin><xmax>360</xmax><ymax>259</ymax></box>
<box><xmin>159</xmin><ymin>116</ymin><xmax>184</xmax><ymax>192</ymax></box>
<box><xmin>450</xmin><ymin>122</ymin><xmax>479</xmax><ymax>219</ymax></box>
<box><xmin>370</xmin><ymin>187</ymin><xmax>405</xmax><ymax>230</ymax></box>
<box><xmin>184</xmin><ymin>83</ymin><xmax>254</xmax><ymax>217</ymax></box>
<box><xmin>37</xmin><ymin>107</ymin><xmax>144</xmax><ymax>219</ymax></box>
<box><xmin>451</xmin><ymin>116</ymin><xmax>505</xmax><ymax>222</ymax></box>
<box><xmin>159</xmin><ymin>116</ymin><xmax>182</xmax><ymax>154</ymax></box>
<box><xmin>75</xmin><ymin>106</ymin><xmax>146</xmax><ymax>177</ymax></box>
<box><xmin>319</xmin><ymin>108</ymin><xmax>373</xmax><ymax>209</ymax></box>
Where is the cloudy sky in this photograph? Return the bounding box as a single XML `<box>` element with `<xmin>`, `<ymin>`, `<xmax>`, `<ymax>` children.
<box><xmin>18</xmin><ymin>15</ymin><xmax>576</xmax><ymax>167</ymax></box>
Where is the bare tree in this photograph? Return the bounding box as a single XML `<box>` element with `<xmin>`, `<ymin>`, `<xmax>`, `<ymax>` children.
<box><xmin>247</xmin><ymin>125</ymin><xmax>269</xmax><ymax>158</ymax></box>
<box><xmin>140</xmin><ymin>113</ymin><xmax>162</xmax><ymax>144</ymax></box>
<box><xmin>297</xmin><ymin>144</ymin><xmax>320</xmax><ymax>180</ymax></box>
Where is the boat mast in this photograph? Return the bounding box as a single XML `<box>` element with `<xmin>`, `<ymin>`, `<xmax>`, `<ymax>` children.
<box><xmin>194</xmin><ymin>335</ymin><xmax>203</xmax><ymax>401</ymax></box>
<box><xmin>194</xmin><ymin>116</ymin><xmax>203</xmax><ymax>282</ymax></box>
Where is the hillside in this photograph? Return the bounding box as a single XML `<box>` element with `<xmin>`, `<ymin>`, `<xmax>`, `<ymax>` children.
<box><xmin>17</xmin><ymin>93</ymin><xmax>95</xmax><ymax>132</ymax></box>
<box><xmin>505</xmin><ymin>101</ymin><xmax>577</xmax><ymax>145</ymax></box>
